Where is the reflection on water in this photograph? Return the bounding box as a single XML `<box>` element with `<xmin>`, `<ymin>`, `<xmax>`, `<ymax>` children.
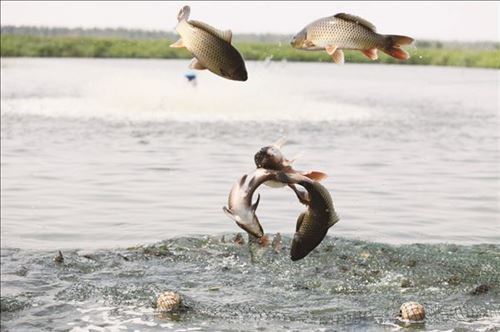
<box><xmin>1</xmin><ymin>58</ymin><xmax>499</xmax><ymax>250</ymax></box>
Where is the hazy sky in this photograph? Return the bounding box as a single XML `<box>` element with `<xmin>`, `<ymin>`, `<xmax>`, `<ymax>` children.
<box><xmin>1</xmin><ymin>1</ymin><xmax>499</xmax><ymax>42</ymax></box>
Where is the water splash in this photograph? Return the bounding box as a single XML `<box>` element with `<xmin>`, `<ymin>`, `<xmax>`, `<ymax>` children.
<box><xmin>1</xmin><ymin>235</ymin><xmax>499</xmax><ymax>331</ymax></box>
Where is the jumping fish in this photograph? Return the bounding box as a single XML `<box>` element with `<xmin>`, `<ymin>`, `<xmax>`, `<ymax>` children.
<box><xmin>254</xmin><ymin>138</ymin><xmax>327</xmax><ymax>204</ymax></box>
<box><xmin>171</xmin><ymin>6</ymin><xmax>248</xmax><ymax>81</ymax></box>
<box><xmin>223</xmin><ymin>168</ymin><xmax>280</xmax><ymax>238</ymax></box>
<box><xmin>277</xmin><ymin>172</ymin><xmax>339</xmax><ymax>261</ymax></box>
<box><xmin>291</xmin><ymin>13</ymin><xmax>414</xmax><ymax>64</ymax></box>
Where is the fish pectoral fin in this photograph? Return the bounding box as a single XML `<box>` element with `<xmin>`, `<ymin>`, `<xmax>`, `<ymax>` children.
<box><xmin>251</xmin><ymin>193</ymin><xmax>261</xmax><ymax>213</ymax></box>
<box><xmin>295</xmin><ymin>212</ymin><xmax>306</xmax><ymax>232</ymax></box>
<box><xmin>170</xmin><ymin>38</ymin><xmax>185</xmax><ymax>48</ymax></box>
<box><xmin>330</xmin><ymin>49</ymin><xmax>345</xmax><ymax>64</ymax></box>
<box><xmin>326</xmin><ymin>45</ymin><xmax>345</xmax><ymax>64</ymax></box>
<box><xmin>223</xmin><ymin>206</ymin><xmax>236</xmax><ymax>221</ymax></box>
<box><xmin>304</xmin><ymin>40</ymin><xmax>316</xmax><ymax>48</ymax></box>
<box><xmin>189</xmin><ymin>58</ymin><xmax>207</xmax><ymax>70</ymax></box>
<box><xmin>325</xmin><ymin>45</ymin><xmax>338</xmax><ymax>56</ymax></box>
<box><xmin>362</xmin><ymin>48</ymin><xmax>378</xmax><ymax>60</ymax></box>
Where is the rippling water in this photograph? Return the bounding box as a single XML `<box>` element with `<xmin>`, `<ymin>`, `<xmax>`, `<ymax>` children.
<box><xmin>1</xmin><ymin>58</ymin><xmax>499</xmax><ymax>331</ymax></box>
<box><xmin>1</xmin><ymin>236</ymin><xmax>499</xmax><ymax>331</ymax></box>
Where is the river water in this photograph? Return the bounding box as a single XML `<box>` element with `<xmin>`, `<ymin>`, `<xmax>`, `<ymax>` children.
<box><xmin>1</xmin><ymin>58</ymin><xmax>499</xmax><ymax>331</ymax></box>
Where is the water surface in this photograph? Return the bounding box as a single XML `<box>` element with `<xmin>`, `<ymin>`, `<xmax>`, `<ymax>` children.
<box><xmin>1</xmin><ymin>58</ymin><xmax>499</xmax><ymax>331</ymax></box>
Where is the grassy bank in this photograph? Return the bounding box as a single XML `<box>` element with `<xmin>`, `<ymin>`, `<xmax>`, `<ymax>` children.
<box><xmin>2</xmin><ymin>34</ymin><xmax>499</xmax><ymax>68</ymax></box>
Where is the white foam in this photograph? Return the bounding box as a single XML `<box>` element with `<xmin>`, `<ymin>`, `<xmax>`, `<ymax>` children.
<box><xmin>1</xmin><ymin>58</ymin><xmax>374</xmax><ymax>123</ymax></box>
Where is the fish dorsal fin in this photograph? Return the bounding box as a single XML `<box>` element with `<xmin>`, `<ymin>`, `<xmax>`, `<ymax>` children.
<box><xmin>334</xmin><ymin>13</ymin><xmax>377</xmax><ymax>32</ymax></box>
<box><xmin>251</xmin><ymin>193</ymin><xmax>261</xmax><ymax>212</ymax></box>
<box><xmin>272</xmin><ymin>137</ymin><xmax>287</xmax><ymax>148</ymax></box>
<box><xmin>189</xmin><ymin>20</ymin><xmax>233</xmax><ymax>43</ymax></box>
<box><xmin>177</xmin><ymin>6</ymin><xmax>191</xmax><ymax>22</ymax></box>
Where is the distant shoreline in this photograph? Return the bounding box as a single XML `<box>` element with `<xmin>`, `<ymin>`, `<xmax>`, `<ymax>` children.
<box><xmin>2</xmin><ymin>34</ymin><xmax>499</xmax><ymax>69</ymax></box>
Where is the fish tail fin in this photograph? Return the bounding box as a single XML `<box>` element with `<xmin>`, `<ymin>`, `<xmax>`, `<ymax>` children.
<box><xmin>301</xmin><ymin>170</ymin><xmax>328</xmax><ymax>182</ymax></box>
<box><xmin>382</xmin><ymin>35</ymin><xmax>414</xmax><ymax>60</ymax></box>
<box><xmin>177</xmin><ymin>5</ymin><xmax>191</xmax><ymax>22</ymax></box>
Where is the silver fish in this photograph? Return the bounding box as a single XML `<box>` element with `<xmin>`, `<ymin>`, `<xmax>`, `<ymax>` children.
<box><xmin>223</xmin><ymin>168</ymin><xmax>279</xmax><ymax>238</ymax></box>
<box><xmin>291</xmin><ymin>13</ymin><xmax>414</xmax><ymax>64</ymax></box>
<box><xmin>277</xmin><ymin>172</ymin><xmax>339</xmax><ymax>261</ymax></box>
<box><xmin>254</xmin><ymin>138</ymin><xmax>327</xmax><ymax>204</ymax></box>
<box><xmin>171</xmin><ymin>6</ymin><xmax>247</xmax><ymax>81</ymax></box>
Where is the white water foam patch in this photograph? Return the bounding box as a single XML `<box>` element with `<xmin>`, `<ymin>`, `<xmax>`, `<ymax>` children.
<box><xmin>1</xmin><ymin>59</ymin><xmax>374</xmax><ymax>123</ymax></box>
<box><xmin>69</xmin><ymin>304</ymin><xmax>209</xmax><ymax>331</ymax></box>
<box><xmin>0</xmin><ymin>83</ymin><xmax>373</xmax><ymax>123</ymax></box>
<box><xmin>71</xmin><ymin>305</ymin><xmax>158</xmax><ymax>331</ymax></box>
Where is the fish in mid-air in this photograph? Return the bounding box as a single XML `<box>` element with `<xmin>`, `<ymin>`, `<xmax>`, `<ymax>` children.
<box><xmin>291</xmin><ymin>13</ymin><xmax>414</xmax><ymax>64</ymax></box>
<box><xmin>277</xmin><ymin>172</ymin><xmax>339</xmax><ymax>261</ymax></box>
<box><xmin>171</xmin><ymin>5</ymin><xmax>248</xmax><ymax>81</ymax></box>
<box><xmin>223</xmin><ymin>168</ymin><xmax>281</xmax><ymax>238</ymax></box>
<box><xmin>254</xmin><ymin>138</ymin><xmax>327</xmax><ymax>204</ymax></box>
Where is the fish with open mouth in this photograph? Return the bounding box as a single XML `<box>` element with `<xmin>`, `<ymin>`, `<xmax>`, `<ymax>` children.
<box><xmin>276</xmin><ymin>172</ymin><xmax>340</xmax><ymax>261</ymax></box>
<box><xmin>171</xmin><ymin>5</ymin><xmax>248</xmax><ymax>81</ymax></box>
<box><xmin>223</xmin><ymin>168</ymin><xmax>281</xmax><ymax>238</ymax></box>
<box><xmin>291</xmin><ymin>13</ymin><xmax>414</xmax><ymax>64</ymax></box>
<box><xmin>254</xmin><ymin>138</ymin><xmax>327</xmax><ymax>204</ymax></box>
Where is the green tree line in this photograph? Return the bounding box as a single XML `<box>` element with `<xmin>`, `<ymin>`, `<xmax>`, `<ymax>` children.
<box><xmin>1</xmin><ymin>34</ymin><xmax>499</xmax><ymax>68</ymax></box>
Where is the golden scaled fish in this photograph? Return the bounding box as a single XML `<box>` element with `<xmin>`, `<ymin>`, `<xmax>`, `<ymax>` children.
<box><xmin>171</xmin><ymin>6</ymin><xmax>248</xmax><ymax>81</ymax></box>
<box><xmin>276</xmin><ymin>172</ymin><xmax>339</xmax><ymax>261</ymax></box>
<box><xmin>291</xmin><ymin>13</ymin><xmax>414</xmax><ymax>64</ymax></box>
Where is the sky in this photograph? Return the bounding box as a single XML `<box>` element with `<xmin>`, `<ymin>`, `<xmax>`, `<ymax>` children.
<box><xmin>1</xmin><ymin>1</ymin><xmax>499</xmax><ymax>42</ymax></box>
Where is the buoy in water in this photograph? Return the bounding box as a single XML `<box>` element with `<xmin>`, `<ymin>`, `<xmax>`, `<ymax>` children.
<box><xmin>156</xmin><ymin>291</ymin><xmax>182</xmax><ymax>312</ymax></box>
<box><xmin>399</xmin><ymin>301</ymin><xmax>425</xmax><ymax>321</ymax></box>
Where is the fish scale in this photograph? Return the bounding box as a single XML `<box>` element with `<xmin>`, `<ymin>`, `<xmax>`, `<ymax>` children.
<box><xmin>307</xmin><ymin>17</ymin><xmax>382</xmax><ymax>50</ymax></box>
<box><xmin>283</xmin><ymin>175</ymin><xmax>339</xmax><ymax>261</ymax></box>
